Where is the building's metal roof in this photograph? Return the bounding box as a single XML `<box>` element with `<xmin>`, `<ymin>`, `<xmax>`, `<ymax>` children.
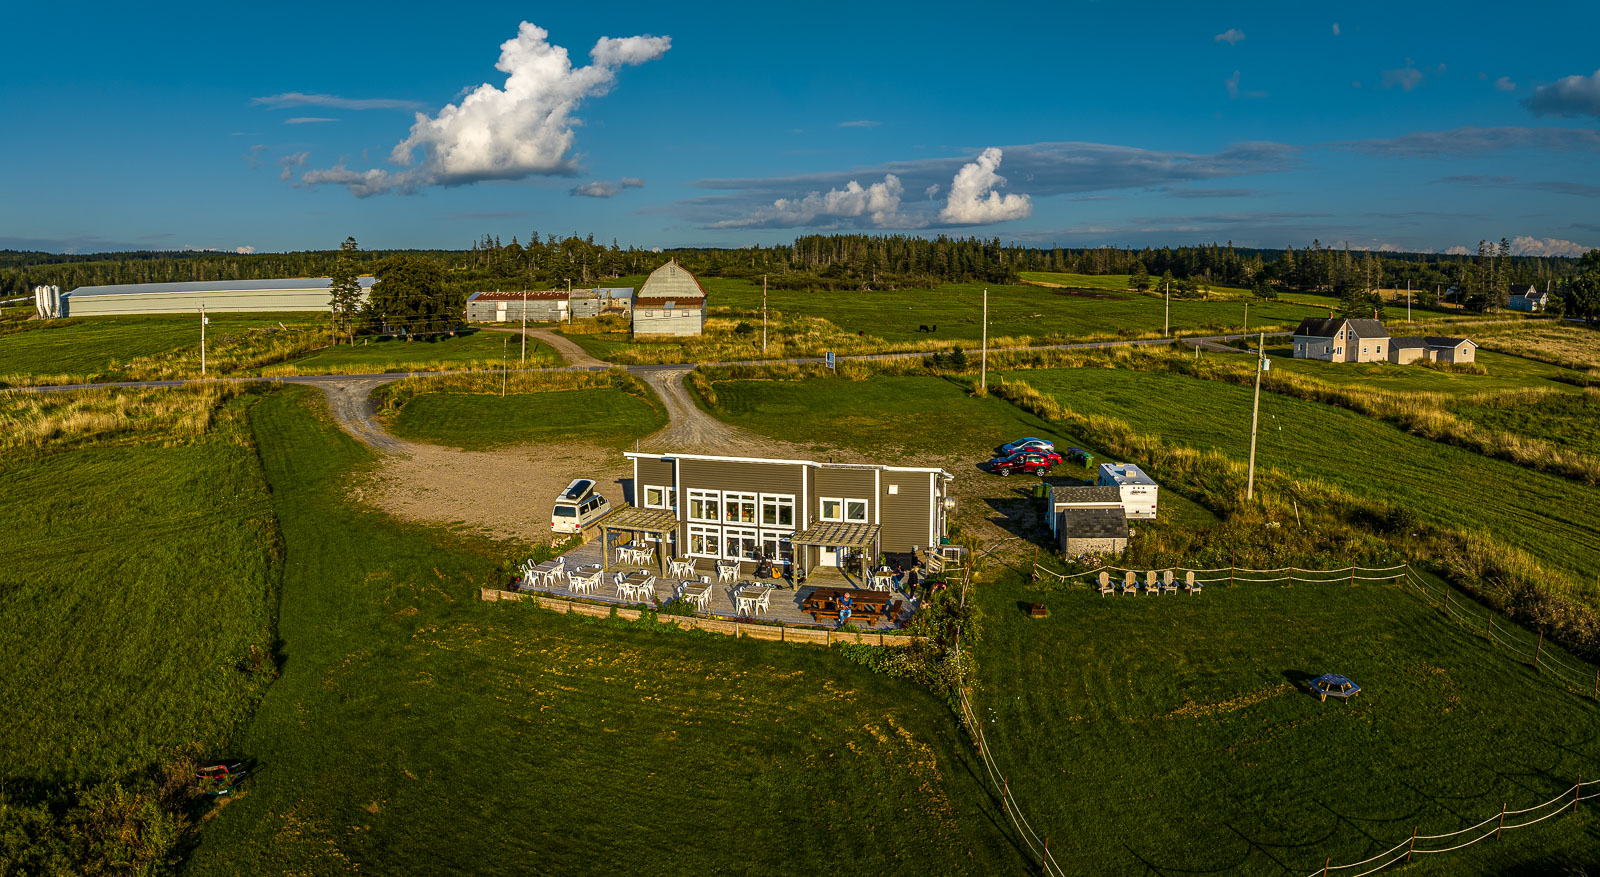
<box><xmin>1099</xmin><ymin>462</ymin><xmax>1157</xmax><ymax>486</ymax></box>
<box><xmin>64</xmin><ymin>276</ymin><xmax>376</xmax><ymax>298</ymax></box>
<box><xmin>639</xmin><ymin>260</ymin><xmax>707</xmax><ymax>300</ymax></box>
<box><xmin>469</xmin><ymin>288</ymin><xmax>634</xmax><ymax>302</ymax></box>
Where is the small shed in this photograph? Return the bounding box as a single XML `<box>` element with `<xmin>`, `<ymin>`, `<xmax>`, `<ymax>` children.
<box><xmin>1048</xmin><ymin>485</ymin><xmax>1124</xmax><ymax>544</ymax></box>
<box><xmin>1059</xmin><ymin>507</ymin><xmax>1129</xmax><ymax>556</ymax></box>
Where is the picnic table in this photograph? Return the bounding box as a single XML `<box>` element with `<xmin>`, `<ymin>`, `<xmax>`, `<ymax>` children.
<box><xmin>734</xmin><ymin>584</ymin><xmax>775</xmax><ymax>616</ymax></box>
<box><xmin>715</xmin><ymin>560</ymin><xmax>739</xmax><ymax>583</ymax></box>
<box><xmin>617</xmin><ymin>571</ymin><xmax>656</xmax><ymax>603</ymax></box>
<box><xmin>802</xmin><ymin>587</ymin><xmax>893</xmax><ymax>626</ymax></box>
<box><xmin>679</xmin><ymin>580</ymin><xmax>713</xmax><ymax>612</ymax></box>
<box><xmin>567</xmin><ymin>565</ymin><xmax>602</xmax><ymax>595</ymax></box>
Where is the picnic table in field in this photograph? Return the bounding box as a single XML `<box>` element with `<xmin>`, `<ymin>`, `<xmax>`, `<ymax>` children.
<box><xmin>802</xmin><ymin>587</ymin><xmax>893</xmax><ymax>626</ymax></box>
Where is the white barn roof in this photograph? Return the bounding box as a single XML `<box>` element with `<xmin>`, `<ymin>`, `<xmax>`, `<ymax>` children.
<box><xmin>638</xmin><ymin>260</ymin><xmax>707</xmax><ymax>301</ymax></box>
<box><xmin>64</xmin><ymin>276</ymin><xmax>376</xmax><ymax>298</ymax></box>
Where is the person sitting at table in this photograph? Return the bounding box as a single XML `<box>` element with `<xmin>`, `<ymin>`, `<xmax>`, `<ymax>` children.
<box><xmin>838</xmin><ymin>592</ymin><xmax>854</xmax><ymax>627</ymax></box>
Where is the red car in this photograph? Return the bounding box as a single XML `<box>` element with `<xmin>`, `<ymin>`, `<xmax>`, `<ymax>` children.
<box><xmin>988</xmin><ymin>450</ymin><xmax>1062</xmax><ymax>476</ymax></box>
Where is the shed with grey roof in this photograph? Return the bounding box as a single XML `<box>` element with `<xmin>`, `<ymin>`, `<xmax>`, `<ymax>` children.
<box><xmin>1058</xmin><ymin>507</ymin><xmax>1130</xmax><ymax>556</ymax></box>
<box><xmin>60</xmin><ymin>276</ymin><xmax>375</xmax><ymax>317</ymax></box>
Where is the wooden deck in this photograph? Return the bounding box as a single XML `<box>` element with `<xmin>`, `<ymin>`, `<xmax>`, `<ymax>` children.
<box><xmin>517</xmin><ymin>541</ymin><xmax>919</xmax><ymax>630</ymax></box>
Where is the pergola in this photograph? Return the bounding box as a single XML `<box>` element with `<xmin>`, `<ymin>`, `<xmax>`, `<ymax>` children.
<box><xmin>790</xmin><ymin>521</ymin><xmax>880</xmax><ymax>584</ymax></box>
<box><xmin>598</xmin><ymin>506</ymin><xmax>680</xmax><ymax>574</ymax></box>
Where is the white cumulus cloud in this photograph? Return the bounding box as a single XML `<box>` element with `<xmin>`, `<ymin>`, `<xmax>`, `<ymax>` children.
<box><xmin>1524</xmin><ymin>68</ymin><xmax>1600</xmax><ymax>118</ymax></box>
<box><xmin>1444</xmin><ymin>245</ymin><xmax>1472</xmax><ymax>255</ymax></box>
<box><xmin>1509</xmin><ymin>236</ymin><xmax>1594</xmax><ymax>257</ymax></box>
<box><xmin>1332</xmin><ymin>23</ymin><xmax>1341</xmax><ymax>36</ymax></box>
<box><xmin>571</xmin><ymin>178</ymin><xmax>646</xmax><ymax>198</ymax></box>
<box><xmin>709</xmin><ymin>175</ymin><xmax>913</xmax><ymax>229</ymax></box>
<box><xmin>1494</xmin><ymin>76</ymin><xmax>1516</xmax><ymax>92</ymax></box>
<box><xmin>939</xmin><ymin>147</ymin><xmax>1032</xmax><ymax>224</ymax></box>
<box><xmin>1214</xmin><ymin>28</ymin><xmax>1245</xmax><ymax>45</ymax></box>
<box><xmin>301</xmin><ymin>22</ymin><xmax>669</xmax><ymax>196</ymax></box>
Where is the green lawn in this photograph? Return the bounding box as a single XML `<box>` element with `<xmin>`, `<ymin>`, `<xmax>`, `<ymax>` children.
<box><xmin>0</xmin><ymin>396</ymin><xmax>279</xmax><ymax>783</ymax></box>
<box><xmin>388</xmin><ymin>387</ymin><xmax>666</xmax><ymax>450</ymax></box>
<box><xmin>183</xmin><ymin>387</ymin><xmax>1020</xmax><ymax>875</ymax></box>
<box><xmin>974</xmin><ymin>572</ymin><xmax>1600</xmax><ymax>874</ymax></box>
<box><xmin>0</xmin><ymin>313</ymin><xmax>312</xmax><ymax>382</ymax></box>
<box><xmin>1454</xmin><ymin>390</ymin><xmax>1600</xmax><ymax>458</ymax></box>
<box><xmin>271</xmin><ymin>328</ymin><xmax>558</xmax><ymax>373</ymax></box>
<box><xmin>1010</xmin><ymin>368</ymin><xmax>1600</xmax><ymax>581</ymax></box>
<box><xmin>1019</xmin><ymin>270</ymin><xmax>1253</xmax><ymax>296</ymax></box>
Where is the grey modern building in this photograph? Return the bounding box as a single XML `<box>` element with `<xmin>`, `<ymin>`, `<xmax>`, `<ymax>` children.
<box><xmin>59</xmin><ymin>277</ymin><xmax>375</xmax><ymax>317</ymax></box>
<box><xmin>623</xmin><ymin>451</ymin><xmax>954</xmax><ymax>576</ymax></box>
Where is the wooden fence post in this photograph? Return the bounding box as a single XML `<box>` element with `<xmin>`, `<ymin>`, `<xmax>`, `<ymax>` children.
<box><xmin>1321</xmin><ymin>856</ymin><xmax>1330</xmax><ymax>876</ymax></box>
<box><xmin>1486</xmin><ymin>612</ymin><xmax>1494</xmax><ymax>644</ymax></box>
<box><xmin>1041</xmin><ymin>836</ymin><xmax>1050</xmax><ymax>871</ymax></box>
<box><xmin>1496</xmin><ymin>803</ymin><xmax>1506</xmax><ymax>839</ymax></box>
<box><xmin>1406</xmin><ymin>826</ymin><xmax>1417</xmax><ymax>863</ymax></box>
<box><xmin>1229</xmin><ymin>566</ymin><xmax>1235</xmax><ymax>587</ymax></box>
<box><xmin>1535</xmin><ymin>631</ymin><xmax>1543</xmax><ymax>671</ymax></box>
<box><xmin>1032</xmin><ymin>546</ymin><xmax>1038</xmax><ymax>581</ymax></box>
<box><xmin>1349</xmin><ymin>566</ymin><xmax>1355</xmax><ymax>586</ymax></box>
<box><xmin>1594</xmin><ymin>667</ymin><xmax>1598</xmax><ymax>701</ymax></box>
<box><xmin>1442</xmin><ymin>586</ymin><xmax>1449</xmax><ymax>616</ymax></box>
<box><xmin>1002</xmin><ymin>776</ymin><xmax>1009</xmax><ymax>815</ymax></box>
<box><xmin>1575</xmin><ymin>774</ymin><xmax>1583</xmax><ymax>814</ymax></box>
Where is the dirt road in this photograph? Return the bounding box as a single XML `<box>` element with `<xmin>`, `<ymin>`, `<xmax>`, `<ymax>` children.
<box><xmin>481</xmin><ymin>326</ymin><xmax>608</xmax><ymax>369</ymax></box>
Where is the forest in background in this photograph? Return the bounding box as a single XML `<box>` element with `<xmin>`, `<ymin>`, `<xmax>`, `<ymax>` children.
<box><xmin>2</xmin><ymin>232</ymin><xmax>1584</xmax><ymax>314</ymax></box>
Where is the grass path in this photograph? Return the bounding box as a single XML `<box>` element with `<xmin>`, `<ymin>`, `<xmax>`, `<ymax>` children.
<box><xmin>183</xmin><ymin>387</ymin><xmax>1020</xmax><ymax>875</ymax></box>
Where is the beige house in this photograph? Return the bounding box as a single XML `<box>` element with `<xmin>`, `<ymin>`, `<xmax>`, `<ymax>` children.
<box><xmin>633</xmin><ymin>260</ymin><xmax>707</xmax><ymax>337</ymax></box>
<box><xmin>1389</xmin><ymin>336</ymin><xmax>1478</xmax><ymax>364</ymax></box>
<box><xmin>1292</xmin><ymin>317</ymin><xmax>1390</xmax><ymax>362</ymax></box>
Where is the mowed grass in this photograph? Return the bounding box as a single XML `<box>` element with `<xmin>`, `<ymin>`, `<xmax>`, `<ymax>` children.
<box><xmin>974</xmin><ymin>574</ymin><xmax>1600</xmax><ymax>874</ymax></box>
<box><xmin>1011</xmin><ymin>367</ymin><xmax>1600</xmax><ymax>580</ymax></box>
<box><xmin>184</xmin><ymin>388</ymin><xmax>1020</xmax><ymax>875</ymax></box>
<box><xmin>268</xmin><ymin>328</ymin><xmax>559</xmax><ymax>373</ymax></box>
<box><xmin>706</xmin><ymin>279</ymin><xmax>1323</xmax><ymax>344</ymax></box>
<box><xmin>1019</xmin><ymin>270</ymin><xmax>1252</xmax><ymax>295</ymax></box>
<box><xmin>388</xmin><ymin>387</ymin><xmax>666</xmax><ymax>450</ymax></box>
<box><xmin>0</xmin><ymin>312</ymin><xmax>309</xmax><ymax>380</ymax></box>
<box><xmin>0</xmin><ymin>396</ymin><xmax>279</xmax><ymax>783</ymax></box>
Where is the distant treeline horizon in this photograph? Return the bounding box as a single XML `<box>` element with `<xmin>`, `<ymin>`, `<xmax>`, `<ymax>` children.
<box><xmin>2</xmin><ymin>232</ymin><xmax>1583</xmax><ymax>304</ymax></box>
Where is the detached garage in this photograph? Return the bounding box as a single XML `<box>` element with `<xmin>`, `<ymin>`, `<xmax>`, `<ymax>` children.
<box><xmin>59</xmin><ymin>277</ymin><xmax>375</xmax><ymax>317</ymax></box>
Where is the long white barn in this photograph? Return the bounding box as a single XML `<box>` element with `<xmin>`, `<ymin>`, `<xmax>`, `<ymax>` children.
<box><xmin>59</xmin><ymin>277</ymin><xmax>375</xmax><ymax>317</ymax></box>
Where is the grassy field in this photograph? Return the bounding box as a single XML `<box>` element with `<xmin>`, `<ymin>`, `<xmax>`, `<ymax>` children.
<box><xmin>0</xmin><ymin>393</ymin><xmax>279</xmax><ymax>784</ymax></box>
<box><xmin>1010</xmin><ymin>367</ymin><xmax>1600</xmax><ymax>581</ymax></box>
<box><xmin>1454</xmin><ymin>389</ymin><xmax>1600</xmax><ymax>458</ymax></box>
<box><xmin>0</xmin><ymin>312</ymin><xmax>314</xmax><ymax>384</ymax></box>
<box><xmin>1019</xmin><ymin>270</ymin><xmax>1252</xmax><ymax>297</ymax></box>
<box><xmin>264</xmin><ymin>328</ymin><xmax>558</xmax><ymax>374</ymax></box>
<box><xmin>974</xmin><ymin>571</ymin><xmax>1600</xmax><ymax>874</ymax></box>
<box><xmin>181</xmin><ymin>387</ymin><xmax>1020</xmax><ymax>874</ymax></box>
<box><xmin>388</xmin><ymin>387</ymin><xmax>666</xmax><ymax>450</ymax></box>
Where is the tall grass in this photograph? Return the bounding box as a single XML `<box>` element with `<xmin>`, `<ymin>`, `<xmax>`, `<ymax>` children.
<box><xmin>0</xmin><ymin>384</ymin><xmax>238</xmax><ymax>455</ymax></box>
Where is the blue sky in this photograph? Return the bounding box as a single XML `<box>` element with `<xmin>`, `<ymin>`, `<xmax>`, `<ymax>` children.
<box><xmin>3</xmin><ymin>1</ymin><xmax>1598</xmax><ymax>256</ymax></box>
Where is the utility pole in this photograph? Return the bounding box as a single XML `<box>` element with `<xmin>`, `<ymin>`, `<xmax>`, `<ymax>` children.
<box><xmin>520</xmin><ymin>290</ymin><xmax>527</xmax><ymax>364</ymax></box>
<box><xmin>200</xmin><ymin>303</ymin><xmax>207</xmax><ymax>376</ymax></box>
<box><xmin>502</xmin><ymin>336</ymin><xmax>508</xmax><ymax>397</ymax></box>
<box><xmin>980</xmin><ymin>287</ymin><xmax>989</xmax><ymax>392</ymax></box>
<box><xmin>1244</xmin><ymin>302</ymin><xmax>1249</xmax><ymax>334</ymax></box>
<box><xmin>762</xmin><ymin>274</ymin><xmax>768</xmax><ymax>355</ymax></box>
<box><xmin>1246</xmin><ymin>331</ymin><xmax>1265</xmax><ymax>501</ymax></box>
<box><xmin>1407</xmin><ymin>280</ymin><xmax>1412</xmax><ymax>323</ymax></box>
<box><xmin>1164</xmin><ymin>282</ymin><xmax>1170</xmax><ymax>337</ymax></box>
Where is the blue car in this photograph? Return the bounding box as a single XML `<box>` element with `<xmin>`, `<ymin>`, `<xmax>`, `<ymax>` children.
<box><xmin>1308</xmin><ymin>674</ymin><xmax>1361</xmax><ymax>702</ymax></box>
<box><xmin>998</xmin><ymin>437</ymin><xmax>1055</xmax><ymax>456</ymax></box>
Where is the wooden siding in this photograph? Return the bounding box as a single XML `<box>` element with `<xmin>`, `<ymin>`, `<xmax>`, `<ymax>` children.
<box><xmin>633</xmin><ymin>308</ymin><xmax>704</xmax><ymax>336</ymax></box>
<box><xmin>811</xmin><ymin>467</ymin><xmax>877</xmax><ymax>519</ymax></box>
<box><xmin>879</xmin><ymin>473</ymin><xmax>933</xmax><ymax>551</ymax></box>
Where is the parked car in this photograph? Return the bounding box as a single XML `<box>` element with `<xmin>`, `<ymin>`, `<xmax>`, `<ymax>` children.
<box><xmin>988</xmin><ymin>450</ymin><xmax>1062</xmax><ymax>476</ymax></box>
<box><xmin>998</xmin><ymin>437</ymin><xmax>1056</xmax><ymax>456</ymax></box>
<box><xmin>551</xmin><ymin>478</ymin><xmax>611</xmax><ymax>533</ymax></box>
<box><xmin>1307</xmin><ymin>674</ymin><xmax>1361</xmax><ymax>702</ymax></box>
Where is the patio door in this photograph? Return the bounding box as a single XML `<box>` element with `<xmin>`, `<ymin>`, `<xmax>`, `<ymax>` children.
<box><xmin>818</xmin><ymin>546</ymin><xmax>842</xmax><ymax>567</ymax></box>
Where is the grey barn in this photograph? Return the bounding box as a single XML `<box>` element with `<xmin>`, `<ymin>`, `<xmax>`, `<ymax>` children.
<box><xmin>58</xmin><ymin>277</ymin><xmax>376</xmax><ymax>317</ymax></box>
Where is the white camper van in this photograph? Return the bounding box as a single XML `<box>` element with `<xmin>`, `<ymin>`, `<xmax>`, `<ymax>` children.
<box><xmin>1097</xmin><ymin>462</ymin><xmax>1159</xmax><ymax>519</ymax></box>
<box><xmin>551</xmin><ymin>479</ymin><xmax>611</xmax><ymax>534</ymax></box>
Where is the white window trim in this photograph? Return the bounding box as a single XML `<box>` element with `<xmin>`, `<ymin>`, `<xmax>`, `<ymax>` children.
<box><xmin>820</xmin><ymin>496</ymin><xmax>845</xmax><ymax>522</ymax></box>
<box><xmin>643</xmin><ymin>485</ymin><xmax>673</xmax><ymax>509</ymax></box>
<box><xmin>723</xmin><ymin>491</ymin><xmax>758</xmax><ymax>525</ymax></box>
<box><xmin>687</xmin><ymin>524</ymin><xmax>721</xmax><ymax>559</ymax></box>
<box><xmin>723</xmin><ymin>526</ymin><xmax>759</xmax><ymax>560</ymax></box>
<box><xmin>760</xmin><ymin>493</ymin><xmax>796</xmax><ymax>530</ymax></box>
<box><xmin>687</xmin><ymin>488</ymin><xmax>720</xmax><ymax>523</ymax></box>
<box><xmin>844</xmin><ymin>498</ymin><xmax>869</xmax><ymax>524</ymax></box>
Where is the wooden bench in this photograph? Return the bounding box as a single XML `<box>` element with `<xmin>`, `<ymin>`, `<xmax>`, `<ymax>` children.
<box><xmin>803</xmin><ymin>587</ymin><xmax>893</xmax><ymax>625</ymax></box>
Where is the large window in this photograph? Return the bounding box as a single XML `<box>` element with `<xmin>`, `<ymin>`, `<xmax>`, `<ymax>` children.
<box><xmin>761</xmin><ymin>494</ymin><xmax>795</xmax><ymax>528</ymax></box>
<box><xmin>643</xmin><ymin>485</ymin><xmax>673</xmax><ymax>509</ymax></box>
<box><xmin>688</xmin><ymin>489</ymin><xmax>719</xmax><ymax>522</ymax></box>
<box><xmin>820</xmin><ymin>498</ymin><xmax>843</xmax><ymax>522</ymax></box>
<box><xmin>760</xmin><ymin>532</ymin><xmax>793</xmax><ymax>563</ymax></box>
<box><xmin>723</xmin><ymin>491</ymin><xmax>757</xmax><ymax>524</ymax></box>
<box><xmin>844</xmin><ymin>499</ymin><xmax>869</xmax><ymax>523</ymax></box>
<box><xmin>724</xmin><ymin>527</ymin><xmax>759</xmax><ymax>560</ymax></box>
<box><xmin>687</xmin><ymin>524</ymin><xmax>720</xmax><ymax>558</ymax></box>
